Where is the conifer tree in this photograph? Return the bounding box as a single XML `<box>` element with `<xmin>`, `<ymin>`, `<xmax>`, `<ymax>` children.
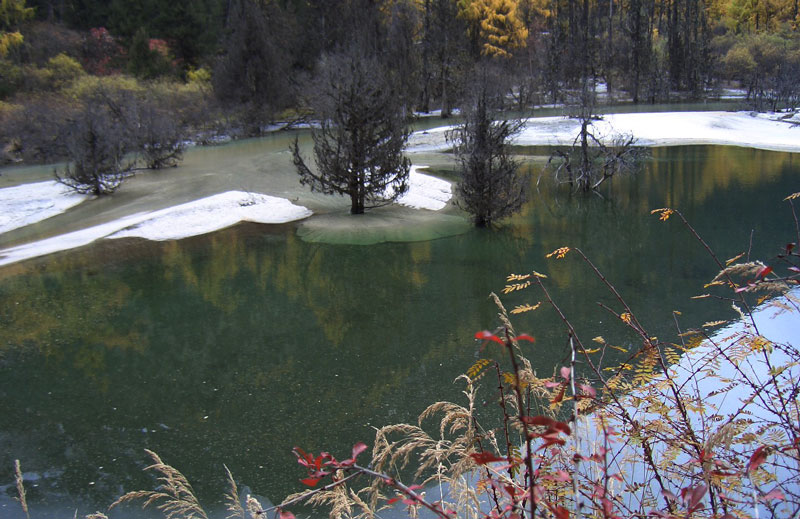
<box><xmin>291</xmin><ymin>47</ymin><xmax>410</xmax><ymax>215</ymax></box>
<box><xmin>450</xmin><ymin>64</ymin><xmax>528</xmax><ymax>227</ymax></box>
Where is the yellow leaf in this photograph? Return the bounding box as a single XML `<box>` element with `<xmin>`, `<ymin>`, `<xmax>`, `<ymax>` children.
<box><xmin>510</xmin><ymin>302</ymin><xmax>541</xmax><ymax>314</ymax></box>
<box><xmin>650</xmin><ymin>208</ymin><xmax>674</xmax><ymax>221</ymax></box>
<box><xmin>726</xmin><ymin>252</ymin><xmax>745</xmax><ymax>265</ymax></box>
<box><xmin>592</xmin><ymin>336</ymin><xmax>606</xmax><ymax>344</ymax></box>
<box><xmin>502</xmin><ymin>280</ymin><xmax>531</xmax><ymax>294</ymax></box>
<box><xmin>506</xmin><ymin>273</ymin><xmax>531</xmax><ymax>282</ymax></box>
<box><xmin>546</xmin><ymin>247</ymin><xmax>570</xmax><ymax>259</ymax></box>
<box><xmin>702</xmin><ymin>320</ymin><xmax>726</xmax><ymax>328</ymax></box>
<box><xmin>784</xmin><ymin>192</ymin><xmax>800</xmax><ymax>201</ymax></box>
<box><xmin>620</xmin><ymin>312</ymin><xmax>632</xmax><ymax>325</ymax></box>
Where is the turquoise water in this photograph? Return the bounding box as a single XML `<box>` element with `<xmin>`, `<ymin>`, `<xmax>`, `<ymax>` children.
<box><xmin>0</xmin><ymin>143</ymin><xmax>797</xmax><ymax>518</ymax></box>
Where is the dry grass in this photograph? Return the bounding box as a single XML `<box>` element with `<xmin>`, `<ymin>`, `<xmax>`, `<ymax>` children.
<box><xmin>224</xmin><ymin>465</ymin><xmax>245</xmax><ymax>519</ymax></box>
<box><xmin>109</xmin><ymin>449</ymin><xmax>208</xmax><ymax>519</ymax></box>
<box><xmin>14</xmin><ymin>459</ymin><xmax>30</xmax><ymax>519</ymax></box>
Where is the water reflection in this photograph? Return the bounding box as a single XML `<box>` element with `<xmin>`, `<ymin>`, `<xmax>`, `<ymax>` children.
<box><xmin>0</xmin><ymin>145</ymin><xmax>798</xmax><ymax>518</ymax></box>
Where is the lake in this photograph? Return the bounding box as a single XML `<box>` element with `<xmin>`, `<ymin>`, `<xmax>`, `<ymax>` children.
<box><xmin>0</xmin><ymin>139</ymin><xmax>798</xmax><ymax>518</ymax></box>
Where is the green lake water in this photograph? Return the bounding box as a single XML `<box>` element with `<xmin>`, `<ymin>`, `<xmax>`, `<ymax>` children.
<box><xmin>0</xmin><ymin>142</ymin><xmax>798</xmax><ymax>518</ymax></box>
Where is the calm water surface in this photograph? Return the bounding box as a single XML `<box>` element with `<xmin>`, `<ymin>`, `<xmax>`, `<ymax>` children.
<box><xmin>0</xmin><ymin>143</ymin><xmax>798</xmax><ymax>518</ymax></box>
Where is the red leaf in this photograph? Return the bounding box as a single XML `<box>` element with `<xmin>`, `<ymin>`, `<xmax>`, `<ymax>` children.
<box><xmin>552</xmin><ymin>421</ymin><xmax>572</xmax><ymax>435</ymax></box>
<box><xmin>786</xmin><ymin>243</ymin><xmax>796</xmax><ymax>254</ymax></box>
<box><xmin>516</xmin><ymin>334</ymin><xmax>535</xmax><ymax>342</ymax></box>
<box><xmin>789</xmin><ymin>266</ymin><xmax>800</xmax><ymax>273</ymax></box>
<box><xmin>352</xmin><ymin>442</ymin><xmax>368</xmax><ymax>460</ymax></box>
<box><xmin>470</xmin><ymin>452</ymin><xmax>506</xmax><ymax>465</ymax></box>
<box><xmin>522</xmin><ymin>415</ymin><xmax>556</xmax><ymax>427</ymax></box>
<box><xmin>747</xmin><ymin>446</ymin><xmax>768</xmax><ymax>474</ymax></box>
<box><xmin>560</xmin><ymin>366</ymin><xmax>571</xmax><ymax>380</ymax></box>
<box><xmin>278</xmin><ymin>509</ymin><xmax>295</xmax><ymax>519</ymax></box>
<box><xmin>387</xmin><ymin>497</ymin><xmax>401</xmax><ymax>505</ymax></box>
<box><xmin>547</xmin><ymin>504</ymin><xmax>570</xmax><ymax>519</ymax></box>
<box><xmin>535</xmin><ymin>436</ymin><xmax>566</xmax><ymax>451</ymax></box>
<box><xmin>579</xmin><ymin>384</ymin><xmax>597</xmax><ymax>398</ymax></box>
<box><xmin>300</xmin><ymin>477</ymin><xmax>321</xmax><ymax>487</ymax></box>
<box><xmin>757</xmin><ymin>266</ymin><xmax>773</xmax><ymax>279</ymax></box>
<box><xmin>760</xmin><ymin>489</ymin><xmax>785</xmax><ymax>502</ymax></box>
<box><xmin>293</xmin><ymin>447</ymin><xmax>313</xmax><ymax>466</ymax></box>
<box><xmin>683</xmin><ymin>483</ymin><xmax>707</xmax><ymax>512</ymax></box>
<box><xmin>475</xmin><ymin>331</ymin><xmax>505</xmax><ymax>345</ymax></box>
<box><xmin>552</xmin><ymin>384</ymin><xmax>567</xmax><ymax>404</ymax></box>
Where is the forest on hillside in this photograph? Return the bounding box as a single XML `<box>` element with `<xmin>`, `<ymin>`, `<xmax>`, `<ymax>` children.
<box><xmin>1</xmin><ymin>0</ymin><xmax>800</xmax><ymax>166</ymax></box>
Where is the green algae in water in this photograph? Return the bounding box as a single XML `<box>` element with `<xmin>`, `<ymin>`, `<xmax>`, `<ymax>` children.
<box><xmin>296</xmin><ymin>208</ymin><xmax>471</xmax><ymax>245</ymax></box>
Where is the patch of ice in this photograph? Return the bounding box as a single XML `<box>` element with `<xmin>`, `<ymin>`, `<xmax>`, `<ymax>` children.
<box><xmin>0</xmin><ymin>181</ymin><xmax>88</xmax><ymax>234</ymax></box>
<box><xmin>407</xmin><ymin>126</ymin><xmax>455</xmax><ymax>153</ymax></box>
<box><xmin>394</xmin><ymin>166</ymin><xmax>452</xmax><ymax>211</ymax></box>
<box><xmin>516</xmin><ymin>111</ymin><xmax>800</xmax><ymax>151</ymax></box>
<box><xmin>408</xmin><ymin>111</ymin><xmax>800</xmax><ymax>153</ymax></box>
<box><xmin>109</xmin><ymin>191</ymin><xmax>312</xmax><ymax>241</ymax></box>
<box><xmin>0</xmin><ymin>191</ymin><xmax>311</xmax><ymax>266</ymax></box>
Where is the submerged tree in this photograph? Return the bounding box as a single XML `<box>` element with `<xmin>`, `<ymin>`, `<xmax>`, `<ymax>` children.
<box><xmin>55</xmin><ymin>102</ymin><xmax>133</xmax><ymax>195</ymax></box>
<box><xmin>291</xmin><ymin>47</ymin><xmax>410</xmax><ymax>215</ymax></box>
<box><xmin>549</xmin><ymin>82</ymin><xmax>645</xmax><ymax>192</ymax></box>
<box><xmin>449</xmin><ymin>65</ymin><xmax>529</xmax><ymax>227</ymax></box>
<box><xmin>132</xmin><ymin>91</ymin><xmax>186</xmax><ymax>170</ymax></box>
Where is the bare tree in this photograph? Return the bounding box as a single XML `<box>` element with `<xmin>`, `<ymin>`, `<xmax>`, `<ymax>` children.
<box><xmin>291</xmin><ymin>47</ymin><xmax>410</xmax><ymax>215</ymax></box>
<box><xmin>55</xmin><ymin>101</ymin><xmax>133</xmax><ymax>195</ymax></box>
<box><xmin>449</xmin><ymin>65</ymin><xmax>529</xmax><ymax>227</ymax></box>
<box><xmin>549</xmin><ymin>82</ymin><xmax>645</xmax><ymax>192</ymax></box>
<box><xmin>132</xmin><ymin>92</ymin><xmax>186</xmax><ymax>170</ymax></box>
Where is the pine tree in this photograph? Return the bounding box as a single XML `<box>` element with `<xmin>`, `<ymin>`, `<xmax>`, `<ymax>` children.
<box><xmin>450</xmin><ymin>64</ymin><xmax>528</xmax><ymax>227</ymax></box>
<box><xmin>291</xmin><ymin>47</ymin><xmax>411</xmax><ymax>215</ymax></box>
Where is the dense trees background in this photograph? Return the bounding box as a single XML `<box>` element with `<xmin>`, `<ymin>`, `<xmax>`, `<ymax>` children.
<box><xmin>3</xmin><ymin>0</ymin><xmax>800</xmax><ymax>167</ymax></box>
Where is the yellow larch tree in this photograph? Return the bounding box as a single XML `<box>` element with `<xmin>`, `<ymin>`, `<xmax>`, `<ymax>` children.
<box><xmin>459</xmin><ymin>0</ymin><xmax>529</xmax><ymax>58</ymax></box>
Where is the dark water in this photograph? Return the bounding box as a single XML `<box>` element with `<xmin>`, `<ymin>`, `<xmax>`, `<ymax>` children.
<box><xmin>0</xmin><ymin>145</ymin><xmax>798</xmax><ymax>518</ymax></box>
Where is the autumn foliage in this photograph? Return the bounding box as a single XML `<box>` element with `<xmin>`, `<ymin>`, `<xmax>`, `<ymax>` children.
<box><xmin>35</xmin><ymin>195</ymin><xmax>800</xmax><ymax>519</ymax></box>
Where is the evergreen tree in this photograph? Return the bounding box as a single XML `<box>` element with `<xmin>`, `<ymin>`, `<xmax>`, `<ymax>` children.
<box><xmin>291</xmin><ymin>47</ymin><xmax>410</xmax><ymax>215</ymax></box>
<box><xmin>213</xmin><ymin>0</ymin><xmax>292</xmax><ymax>125</ymax></box>
<box><xmin>450</xmin><ymin>64</ymin><xmax>528</xmax><ymax>227</ymax></box>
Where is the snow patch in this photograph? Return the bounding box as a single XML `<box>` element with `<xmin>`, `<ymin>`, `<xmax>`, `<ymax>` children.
<box><xmin>517</xmin><ymin>111</ymin><xmax>800</xmax><ymax>151</ymax></box>
<box><xmin>0</xmin><ymin>191</ymin><xmax>312</xmax><ymax>266</ymax></box>
<box><xmin>108</xmin><ymin>191</ymin><xmax>312</xmax><ymax>241</ymax></box>
<box><xmin>0</xmin><ymin>181</ymin><xmax>88</xmax><ymax>234</ymax></box>
<box><xmin>407</xmin><ymin>111</ymin><xmax>800</xmax><ymax>153</ymax></box>
<box><xmin>395</xmin><ymin>167</ymin><xmax>452</xmax><ymax>211</ymax></box>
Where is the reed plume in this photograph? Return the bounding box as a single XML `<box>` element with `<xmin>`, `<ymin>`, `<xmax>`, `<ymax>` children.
<box><xmin>109</xmin><ymin>449</ymin><xmax>208</xmax><ymax>519</ymax></box>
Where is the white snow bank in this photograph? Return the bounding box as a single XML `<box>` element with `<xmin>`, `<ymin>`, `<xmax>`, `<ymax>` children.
<box><xmin>407</xmin><ymin>111</ymin><xmax>800</xmax><ymax>153</ymax></box>
<box><xmin>518</xmin><ymin>111</ymin><xmax>800</xmax><ymax>151</ymax></box>
<box><xmin>0</xmin><ymin>191</ymin><xmax>311</xmax><ymax>266</ymax></box>
<box><xmin>395</xmin><ymin>167</ymin><xmax>452</xmax><ymax>211</ymax></box>
<box><xmin>0</xmin><ymin>181</ymin><xmax>88</xmax><ymax>234</ymax></box>
<box><xmin>108</xmin><ymin>191</ymin><xmax>312</xmax><ymax>241</ymax></box>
